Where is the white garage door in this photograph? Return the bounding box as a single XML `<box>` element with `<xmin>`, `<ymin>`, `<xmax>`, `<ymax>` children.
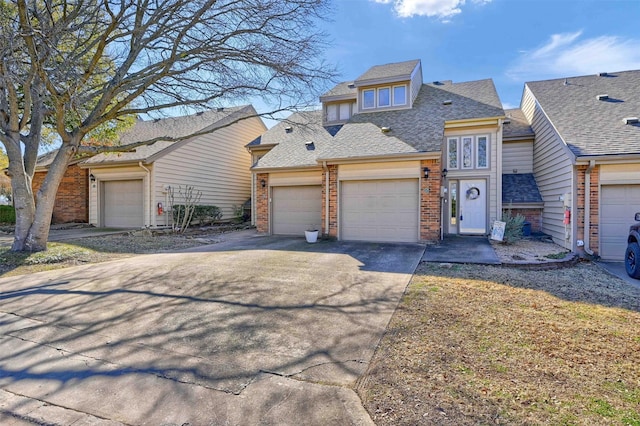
<box><xmin>600</xmin><ymin>184</ymin><xmax>640</xmax><ymax>260</ymax></box>
<box><xmin>272</xmin><ymin>186</ymin><xmax>322</xmax><ymax>235</ymax></box>
<box><xmin>103</xmin><ymin>180</ymin><xmax>144</xmax><ymax>228</ymax></box>
<box><xmin>341</xmin><ymin>179</ymin><xmax>419</xmax><ymax>242</ymax></box>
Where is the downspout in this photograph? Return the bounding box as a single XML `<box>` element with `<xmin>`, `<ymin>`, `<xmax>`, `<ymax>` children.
<box><xmin>323</xmin><ymin>161</ymin><xmax>329</xmax><ymax>237</ymax></box>
<box><xmin>583</xmin><ymin>160</ymin><xmax>595</xmax><ymax>256</ymax></box>
<box><xmin>139</xmin><ymin>161</ymin><xmax>152</xmax><ymax>228</ymax></box>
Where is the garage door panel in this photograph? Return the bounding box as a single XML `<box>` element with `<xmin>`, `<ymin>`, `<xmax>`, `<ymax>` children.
<box><xmin>103</xmin><ymin>180</ymin><xmax>144</xmax><ymax>228</ymax></box>
<box><xmin>341</xmin><ymin>179</ymin><xmax>418</xmax><ymax>243</ymax></box>
<box><xmin>272</xmin><ymin>186</ymin><xmax>322</xmax><ymax>235</ymax></box>
<box><xmin>600</xmin><ymin>184</ymin><xmax>640</xmax><ymax>260</ymax></box>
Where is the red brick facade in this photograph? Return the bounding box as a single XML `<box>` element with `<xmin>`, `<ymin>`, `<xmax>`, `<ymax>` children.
<box><xmin>32</xmin><ymin>164</ymin><xmax>89</xmax><ymax>224</ymax></box>
<box><xmin>503</xmin><ymin>208</ymin><xmax>543</xmax><ymax>232</ymax></box>
<box><xmin>576</xmin><ymin>164</ymin><xmax>600</xmax><ymax>254</ymax></box>
<box><xmin>420</xmin><ymin>159</ymin><xmax>442</xmax><ymax>241</ymax></box>
<box><xmin>255</xmin><ymin>173</ymin><xmax>269</xmax><ymax>233</ymax></box>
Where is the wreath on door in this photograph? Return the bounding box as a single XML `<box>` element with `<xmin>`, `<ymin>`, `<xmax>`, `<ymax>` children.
<box><xmin>466</xmin><ymin>187</ymin><xmax>480</xmax><ymax>200</ymax></box>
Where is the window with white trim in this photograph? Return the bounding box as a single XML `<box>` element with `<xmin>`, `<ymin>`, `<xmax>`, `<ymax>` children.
<box><xmin>363</xmin><ymin>89</ymin><xmax>375</xmax><ymax>109</ymax></box>
<box><xmin>393</xmin><ymin>85</ymin><xmax>407</xmax><ymax>106</ymax></box>
<box><xmin>325</xmin><ymin>102</ymin><xmax>355</xmax><ymax>122</ymax></box>
<box><xmin>446</xmin><ymin>135</ymin><xmax>490</xmax><ymax>170</ymax></box>
<box><xmin>378</xmin><ymin>87</ymin><xmax>390</xmax><ymax>107</ymax></box>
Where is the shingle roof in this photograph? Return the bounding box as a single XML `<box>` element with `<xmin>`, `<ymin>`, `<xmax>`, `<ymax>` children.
<box><xmin>330</xmin><ymin>79</ymin><xmax>504</xmax><ymax>156</ymax></box>
<box><xmin>503</xmin><ymin>108</ymin><xmax>534</xmax><ymax>140</ymax></box>
<box><xmin>355</xmin><ymin>59</ymin><xmax>420</xmax><ymax>84</ymax></box>
<box><xmin>526</xmin><ymin>70</ymin><xmax>640</xmax><ymax>156</ymax></box>
<box><xmin>252</xmin><ymin>111</ymin><xmax>336</xmax><ymax>169</ymax></box>
<box><xmin>502</xmin><ymin>173</ymin><xmax>543</xmax><ymax>204</ymax></box>
<box><xmin>319</xmin><ymin>81</ymin><xmax>357</xmax><ymax>101</ymax></box>
<box><xmin>253</xmin><ymin>78</ymin><xmax>504</xmax><ymax>167</ymax></box>
<box><xmin>83</xmin><ymin>106</ymin><xmax>254</xmax><ymax>165</ymax></box>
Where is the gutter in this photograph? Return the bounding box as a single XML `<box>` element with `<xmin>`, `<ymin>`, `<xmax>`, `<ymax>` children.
<box><xmin>583</xmin><ymin>159</ymin><xmax>595</xmax><ymax>256</ymax></box>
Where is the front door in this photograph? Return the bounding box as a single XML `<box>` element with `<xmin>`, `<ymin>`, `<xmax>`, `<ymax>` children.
<box><xmin>458</xmin><ymin>179</ymin><xmax>487</xmax><ymax>234</ymax></box>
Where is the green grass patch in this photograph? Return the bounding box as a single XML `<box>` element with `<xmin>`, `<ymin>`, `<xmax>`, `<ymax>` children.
<box><xmin>544</xmin><ymin>251</ymin><xmax>569</xmax><ymax>259</ymax></box>
<box><xmin>0</xmin><ymin>243</ymin><xmax>97</xmax><ymax>267</ymax></box>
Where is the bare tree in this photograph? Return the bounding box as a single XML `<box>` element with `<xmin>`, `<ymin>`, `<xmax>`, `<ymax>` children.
<box><xmin>0</xmin><ymin>0</ymin><xmax>335</xmax><ymax>252</ymax></box>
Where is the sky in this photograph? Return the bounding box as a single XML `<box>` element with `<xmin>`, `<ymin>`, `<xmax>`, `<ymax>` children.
<box><xmin>318</xmin><ymin>0</ymin><xmax>640</xmax><ymax>110</ymax></box>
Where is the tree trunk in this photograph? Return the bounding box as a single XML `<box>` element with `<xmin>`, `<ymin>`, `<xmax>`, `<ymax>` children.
<box><xmin>10</xmin><ymin>146</ymin><xmax>75</xmax><ymax>252</ymax></box>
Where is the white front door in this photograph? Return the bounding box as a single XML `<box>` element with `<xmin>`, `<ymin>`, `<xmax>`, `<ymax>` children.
<box><xmin>459</xmin><ymin>179</ymin><xmax>487</xmax><ymax>234</ymax></box>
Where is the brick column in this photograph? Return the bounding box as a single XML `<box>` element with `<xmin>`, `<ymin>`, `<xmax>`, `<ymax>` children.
<box><xmin>420</xmin><ymin>159</ymin><xmax>441</xmax><ymax>241</ymax></box>
<box><xmin>321</xmin><ymin>165</ymin><xmax>338</xmax><ymax>238</ymax></box>
<box><xmin>255</xmin><ymin>173</ymin><xmax>269</xmax><ymax>233</ymax></box>
<box><xmin>576</xmin><ymin>164</ymin><xmax>600</xmax><ymax>255</ymax></box>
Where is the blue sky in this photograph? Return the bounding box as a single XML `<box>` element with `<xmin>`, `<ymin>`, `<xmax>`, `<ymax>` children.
<box><xmin>320</xmin><ymin>0</ymin><xmax>640</xmax><ymax>109</ymax></box>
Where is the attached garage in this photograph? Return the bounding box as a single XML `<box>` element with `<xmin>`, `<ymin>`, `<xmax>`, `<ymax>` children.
<box><xmin>102</xmin><ymin>180</ymin><xmax>144</xmax><ymax>228</ymax></box>
<box><xmin>272</xmin><ymin>186</ymin><xmax>322</xmax><ymax>235</ymax></box>
<box><xmin>340</xmin><ymin>179</ymin><xmax>419</xmax><ymax>242</ymax></box>
<box><xmin>600</xmin><ymin>184</ymin><xmax>640</xmax><ymax>260</ymax></box>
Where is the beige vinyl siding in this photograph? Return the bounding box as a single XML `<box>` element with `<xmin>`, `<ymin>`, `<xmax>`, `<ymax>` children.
<box><xmin>502</xmin><ymin>140</ymin><xmax>534</xmax><ymax>174</ymax></box>
<box><xmin>338</xmin><ymin>161</ymin><xmax>420</xmax><ymax>180</ymax></box>
<box><xmin>600</xmin><ymin>164</ymin><xmax>640</xmax><ymax>183</ymax></box>
<box><xmin>525</xmin><ymin>87</ymin><xmax>575</xmax><ymax>249</ymax></box>
<box><xmin>410</xmin><ymin>63</ymin><xmax>423</xmax><ymax>105</ymax></box>
<box><xmin>269</xmin><ymin>171</ymin><xmax>323</xmax><ymax>186</ymax></box>
<box><xmin>154</xmin><ymin>117</ymin><xmax>264</xmax><ymax>226</ymax></box>
<box><xmin>88</xmin><ymin>165</ymin><xmax>150</xmax><ymax>226</ymax></box>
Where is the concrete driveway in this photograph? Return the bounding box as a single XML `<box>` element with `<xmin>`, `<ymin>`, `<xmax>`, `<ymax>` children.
<box><xmin>0</xmin><ymin>236</ymin><xmax>425</xmax><ymax>425</ymax></box>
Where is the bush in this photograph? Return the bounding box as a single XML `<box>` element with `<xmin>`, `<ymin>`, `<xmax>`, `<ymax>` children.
<box><xmin>501</xmin><ymin>210</ymin><xmax>525</xmax><ymax>244</ymax></box>
<box><xmin>0</xmin><ymin>205</ymin><xmax>15</xmax><ymax>224</ymax></box>
<box><xmin>172</xmin><ymin>204</ymin><xmax>222</xmax><ymax>226</ymax></box>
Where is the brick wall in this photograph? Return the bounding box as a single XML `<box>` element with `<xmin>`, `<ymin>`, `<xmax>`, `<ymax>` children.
<box><xmin>322</xmin><ymin>165</ymin><xmax>338</xmax><ymax>238</ymax></box>
<box><xmin>576</xmin><ymin>164</ymin><xmax>600</xmax><ymax>254</ymax></box>
<box><xmin>32</xmin><ymin>164</ymin><xmax>88</xmax><ymax>224</ymax></box>
<box><xmin>255</xmin><ymin>173</ymin><xmax>269</xmax><ymax>233</ymax></box>
<box><xmin>420</xmin><ymin>159</ymin><xmax>441</xmax><ymax>241</ymax></box>
<box><xmin>502</xmin><ymin>208</ymin><xmax>543</xmax><ymax>232</ymax></box>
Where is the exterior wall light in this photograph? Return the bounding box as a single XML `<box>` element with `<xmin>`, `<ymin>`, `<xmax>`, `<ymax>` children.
<box><xmin>423</xmin><ymin>167</ymin><xmax>430</xmax><ymax>179</ymax></box>
<box><xmin>260</xmin><ymin>179</ymin><xmax>266</xmax><ymax>188</ymax></box>
<box><xmin>89</xmin><ymin>173</ymin><xmax>96</xmax><ymax>182</ymax></box>
<box><xmin>441</xmin><ymin>168</ymin><xmax>448</xmax><ymax>178</ymax></box>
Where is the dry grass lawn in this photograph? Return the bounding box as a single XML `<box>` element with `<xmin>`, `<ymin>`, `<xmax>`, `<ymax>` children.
<box><xmin>358</xmin><ymin>261</ymin><xmax>640</xmax><ymax>425</ymax></box>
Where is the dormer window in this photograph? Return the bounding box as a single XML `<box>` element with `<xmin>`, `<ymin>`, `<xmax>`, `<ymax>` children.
<box><xmin>362</xmin><ymin>84</ymin><xmax>408</xmax><ymax>110</ymax></box>
<box><xmin>325</xmin><ymin>102</ymin><xmax>356</xmax><ymax>123</ymax></box>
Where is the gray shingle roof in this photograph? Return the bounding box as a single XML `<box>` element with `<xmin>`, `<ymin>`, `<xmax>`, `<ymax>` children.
<box><xmin>319</xmin><ymin>81</ymin><xmax>357</xmax><ymax>101</ymax></box>
<box><xmin>253</xmin><ymin>78</ymin><xmax>504</xmax><ymax>167</ymax></box>
<box><xmin>502</xmin><ymin>173</ymin><xmax>543</xmax><ymax>204</ymax></box>
<box><xmin>526</xmin><ymin>70</ymin><xmax>640</xmax><ymax>156</ymax></box>
<box><xmin>83</xmin><ymin>106</ymin><xmax>254</xmax><ymax>165</ymax></box>
<box><xmin>252</xmin><ymin>111</ymin><xmax>336</xmax><ymax>169</ymax></box>
<box><xmin>330</xmin><ymin>79</ymin><xmax>504</xmax><ymax>155</ymax></box>
<box><xmin>503</xmin><ymin>108</ymin><xmax>534</xmax><ymax>139</ymax></box>
<box><xmin>355</xmin><ymin>59</ymin><xmax>420</xmax><ymax>85</ymax></box>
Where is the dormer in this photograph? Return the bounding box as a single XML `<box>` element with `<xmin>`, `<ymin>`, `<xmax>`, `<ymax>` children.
<box><xmin>354</xmin><ymin>59</ymin><xmax>422</xmax><ymax>114</ymax></box>
<box><xmin>320</xmin><ymin>81</ymin><xmax>358</xmax><ymax>125</ymax></box>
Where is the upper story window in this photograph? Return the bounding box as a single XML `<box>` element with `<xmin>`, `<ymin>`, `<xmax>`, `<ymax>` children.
<box><xmin>362</xmin><ymin>84</ymin><xmax>408</xmax><ymax>110</ymax></box>
<box><xmin>326</xmin><ymin>102</ymin><xmax>355</xmax><ymax>123</ymax></box>
<box><xmin>447</xmin><ymin>135</ymin><xmax>490</xmax><ymax>170</ymax></box>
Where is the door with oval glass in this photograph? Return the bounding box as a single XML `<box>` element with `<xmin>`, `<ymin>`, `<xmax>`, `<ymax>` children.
<box><xmin>458</xmin><ymin>179</ymin><xmax>487</xmax><ymax>234</ymax></box>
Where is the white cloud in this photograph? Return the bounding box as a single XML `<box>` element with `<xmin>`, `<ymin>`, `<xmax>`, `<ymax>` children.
<box><xmin>372</xmin><ymin>0</ymin><xmax>491</xmax><ymax>20</ymax></box>
<box><xmin>507</xmin><ymin>31</ymin><xmax>640</xmax><ymax>81</ymax></box>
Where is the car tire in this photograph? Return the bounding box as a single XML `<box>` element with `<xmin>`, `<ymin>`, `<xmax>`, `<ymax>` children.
<box><xmin>625</xmin><ymin>242</ymin><xmax>640</xmax><ymax>279</ymax></box>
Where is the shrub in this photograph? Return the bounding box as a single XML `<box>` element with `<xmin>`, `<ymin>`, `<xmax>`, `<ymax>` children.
<box><xmin>0</xmin><ymin>205</ymin><xmax>15</xmax><ymax>224</ymax></box>
<box><xmin>501</xmin><ymin>210</ymin><xmax>525</xmax><ymax>244</ymax></box>
<box><xmin>172</xmin><ymin>204</ymin><xmax>222</xmax><ymax>226</ymax></box>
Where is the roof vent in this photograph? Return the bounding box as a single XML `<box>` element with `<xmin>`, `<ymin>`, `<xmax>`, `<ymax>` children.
<box><xmin>433</xmin><ymin>81</ymin><xmax>443</xmax><ymax>85</ymax></box>
<box><xmin>284</xmin><ymin>126</ymin><xmax>293</xmax><ymax>133</ymax></box>
<box><xmin>563</xmin><ymin>79</ymin><xmax>569</xmax><ymax>86</ymax></box>
<box><xmin>598</xmin><ymin>72</ymin><xmax>608</xmax><ymax>77</ymax></box>
<box><xmin>503</xmin><ymin>118</ymin><xmax>511</xmax><ymax>124</ymax></box>
<box><xmin>216</xmin><ymin>107</ymin><xmax>224</xmax><ymax>112</ymax></box>
<box><xmin>596</xmin><ymin>94</ymin><xmax>609</xmax><ymax>101</ymax></box>
<box><xmin>196</xmin><ymin>111</ymin><xmax>204</xmax><ymax>115</ymax></box>
<box><xmin>380</xmin><ymin>126</ymin><xmax>391</xmax><ymax>133</ymax></box>
<box><xmin>347</xmin><ymin>82</ymin><xmax>355</xmax><ymax>89</ymax></box>
<box><xmin>622</xmin><ymin>117</ymin><xmax>639</xmax><ymax>125</ymax></box>
<box><xmin>154</xmin><ymin>118</ymin><xmax>161</xmax><ymax>122</ymax></box>
<box><xmin>304</xmin><ymin>141</ymin><xmax>315</xmax><ymax>150</ymax></box>
<box><xmin>443</xmin><ymin>100</ymin><xmax>452</xmax><ymax>105</ymax></box>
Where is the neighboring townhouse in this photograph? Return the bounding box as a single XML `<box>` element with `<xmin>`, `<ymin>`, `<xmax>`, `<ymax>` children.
<box><xmin>248</xmin><ymin>60</ymin><xmax>508</xmax><ymax>243</ymax></box>
<box><xmin>522</xmin><ymin>70</ymin><xmax>640</xmax><ymax>260</ymax></box>
<box><xmin>80</xmin><ymin>106</ymin><xmax>266</xmax><ymax>228</ymax></box>
<box><xmin>33</xmin><ymin>151</ymin><xmax>90</xmax><ymax>223</ymax></box>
